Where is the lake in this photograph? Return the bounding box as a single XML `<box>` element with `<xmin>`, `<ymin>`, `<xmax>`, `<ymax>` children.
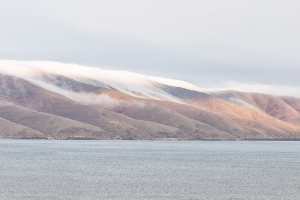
<box><xmin>0</xmin><ymin>140</ymin><xmax>299</xmax><ymax>199</ymax></box>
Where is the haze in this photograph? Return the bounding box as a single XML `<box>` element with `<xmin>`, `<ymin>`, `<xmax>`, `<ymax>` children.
<box><xmin>0</xmin><ymin>0</ymin><xmax>299</xmax><ymax>96</ymax></box>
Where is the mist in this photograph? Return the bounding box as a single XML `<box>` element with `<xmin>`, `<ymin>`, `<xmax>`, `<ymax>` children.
<box><xmin>0</xmin><ymin>59</ymin><xmax>300</xmax><ymax>101</ymax></box>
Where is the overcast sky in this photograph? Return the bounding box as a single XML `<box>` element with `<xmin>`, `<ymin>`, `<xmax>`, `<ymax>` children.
<box><xmin>1</xmin><ymin>0</ymin><xmax>300</xmax><ymax>90</ymax></box>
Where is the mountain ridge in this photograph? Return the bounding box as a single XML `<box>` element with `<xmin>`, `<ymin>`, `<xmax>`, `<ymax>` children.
<box><xmin>1</xmin><ymin>60</ymin><xmax>300</xmax><ymax>140</ymax></box>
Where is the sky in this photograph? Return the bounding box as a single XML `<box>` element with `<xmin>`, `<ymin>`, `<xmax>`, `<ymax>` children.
<box><xmin>0</xmin><ymin>0</ymin><xmax>300</xmax><ymax>94</ymax></box>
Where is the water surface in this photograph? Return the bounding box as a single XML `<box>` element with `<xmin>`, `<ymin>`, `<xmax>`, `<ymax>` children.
<box><xmin>0</xmin><ymin>140</ymin><xmax>299</xmax><ymax>199</ymax></box>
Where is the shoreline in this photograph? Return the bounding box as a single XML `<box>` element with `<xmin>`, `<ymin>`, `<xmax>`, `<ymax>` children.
<box><xmin>1</xmin><ymin>137</ymin><xmax>300</xmax><ymax>141</ymax></box>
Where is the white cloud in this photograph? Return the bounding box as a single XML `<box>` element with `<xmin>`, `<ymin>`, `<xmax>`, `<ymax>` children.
<box><xmin>0</xmin><ymin>59</ymin><xmax>299</xmax><ymax>99</ymax></box>
<box><xmin>0</xmin><ymin>60</ymin><xmax>182</xmax><ymax>102</ymax></box>
<box><xmin>149</xmin><ymin>76</ymin><xmax>207</xmax><ymax>92</ymax></box>
<box><xmin>207</xmin><ymin>81</ymin><xmax>300</xmax><ymax>98</ymax></box>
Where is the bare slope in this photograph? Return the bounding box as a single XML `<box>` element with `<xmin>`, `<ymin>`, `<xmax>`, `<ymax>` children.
<box><xmin>0</xmin><ymin>74</ymin><xmax>178</xmax><ymax>139</ymax></box>
<box><xmin>30</xmin><ymin>73</ymin><xmax>252</xmax><ymax>139</ymax></box>
<box><xmin>158</xmin><ymin>85</ymin><xmax>300</xmax><ymax>138</ymax></box>
<box><xmin>0</xmin><ymin>116</ymin><xmax>44</xmax><ymax>138</ymax></box>
<box><xmin>0</xmin><ymin>103</ymin><xmax>112</xmax><ymax>139</ymax></box>
<box><xmin>2</xmin><ymin>72</ymin><xmax>300</xmax><ymax>140</ymax></box>
<box><xmin>30</xmin><ymin>73</ymin><xmax>300</xmax><ymax>139</ymax></box>
<box><xmin>213</xmin><ymin>91</ymin><xmax>300</xmax><ymax>127</ymax></box>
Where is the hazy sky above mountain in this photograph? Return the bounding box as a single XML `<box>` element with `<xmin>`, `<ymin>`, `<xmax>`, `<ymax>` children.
<box><xmin>0</xmin><ymin>0</ymin><xmax>299</xmax><ymax>90</ymax></box>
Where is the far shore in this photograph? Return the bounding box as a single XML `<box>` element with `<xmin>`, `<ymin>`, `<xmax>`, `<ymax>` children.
<box><xmin>1</xmin><ymin>136</ymin><xmax>300</xmax><ymax>141</ymax></box>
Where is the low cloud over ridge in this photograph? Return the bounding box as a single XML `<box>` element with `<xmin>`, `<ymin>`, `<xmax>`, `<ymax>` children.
<box><xmin>0</xmin><ymin>59</ymin><xmax>299</xmax><ymax>99</ymax></box>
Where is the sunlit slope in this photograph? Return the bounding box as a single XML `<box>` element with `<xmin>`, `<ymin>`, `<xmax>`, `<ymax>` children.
<box><xmin>213</xmin><ymin>91</ymin><xmax>300</xmax><ymax>127</ymax></box>
<box><xmin>162</xmin><ymin>86</ymin><xmax>300</xmax><ymax>138</ymax></box>
<box><xmin>35</xmin><ymin>73</ymin><xmax>300</xmax><ymax>139</ymax></box>
<box><xmin>24</xmin><ymin>73</ymin><xmax>256</xmax><ymax>139</ymax></box>
<box><xmin>107</xmin><ymin>87</ymin><xmax>300</xmax><ymax>138</ymax></box>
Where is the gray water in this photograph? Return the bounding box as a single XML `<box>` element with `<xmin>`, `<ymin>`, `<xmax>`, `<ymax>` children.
<box><xmin>0</xmin><ymin>140</ymin><xmax>299</xmax><ymax>200</ymax></box>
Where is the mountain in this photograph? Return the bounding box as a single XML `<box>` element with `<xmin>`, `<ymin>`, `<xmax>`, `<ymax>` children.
<box><xmin>212</xmin><ymin>91</ymin><xmax>300</xmax><ymax>127</ymax></box>
<box><xmin>0</xmin><ymin>60</ymin><xmax>300</xmax><ymax>140</ymax></box>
